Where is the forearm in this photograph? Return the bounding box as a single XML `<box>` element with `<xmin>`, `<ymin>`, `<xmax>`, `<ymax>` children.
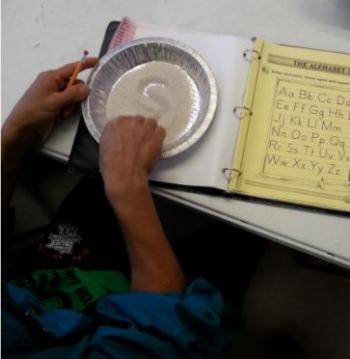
<box><xmin>1</xmin><ymin>121</ymin><xmax>33</xmax><ymax>208</ymax></box>
<box><xmin>108</xmin><ymin>183</ymin><xmax>186</xmax><ymax>293</ymax></box>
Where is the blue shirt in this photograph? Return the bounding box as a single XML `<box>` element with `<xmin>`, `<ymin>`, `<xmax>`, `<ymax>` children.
<box><xmin>2</xmin><ymin>278</ymin><xmax>232</xmax><ymax>358</ymax></box>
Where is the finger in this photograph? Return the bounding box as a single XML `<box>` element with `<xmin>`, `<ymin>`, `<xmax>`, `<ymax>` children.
<box><xmin>54</xmin><ymin>83</ymin><xmax>90</xmax><ymax>107</ymax></box>
<box><xmin>141</xmin><ymin>118</ymin><xmax>157</xmax><ymax>140</ymax></box>
<box><xmin>155</xmin><ymin>125</ymin><xmax>166</xmax><ymax>143</ymax></box>
<box><xmin>61</xmin><ymin>104</ymin><xmax>78</xmax><ymax>119</ymax></box>
<box><xmin>145</xmin><ymin>118</ymin><xmax>158</xmax><ymax>131</ymax></box>
<box><xmin>126</xmin><ymin>116</ymin><xmax>146</xmax><ymax>145</ymax></box>
<box><xmin>112</xmin><ymin>116</ymin><xmax>136</xmax><ymax>131</ymax></box>
<box><xmin>54</xmin><ymin>57</ymin><xmax>99</xmax><ymax>78</ymax></box>
<box><xmin>125</xmin><ymin>116</ymin><xmax>146</xmax><ymax>135</ymax></box>
<box><xmin>143</xmin><ymin>126</ymin><xmax>166</xmax><ymax>172</ymax></box>
<box><xmin>148</xmin><ymin>125</ymin><xmax>166</xmax><ymax>156</ymax></box>
<box><xmin>73</xmin><ymin>79</ymin><xmax>85</xmax><ymax>85</ymax></box>
<box><xmin>55</xmin><ymin>77</ymin><xmax>84</xmax><ymax>91</ymax></box>
<box><xmin>129</xmin><ymin>115</ymin><xmax>145</xmax><ymax>126</ymax></box>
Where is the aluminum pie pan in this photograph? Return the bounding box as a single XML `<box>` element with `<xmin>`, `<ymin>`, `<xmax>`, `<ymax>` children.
<box><xmin>82</xmin><ymin>37</ymin><xmax>217</xmax><ymax>158</ymax></box>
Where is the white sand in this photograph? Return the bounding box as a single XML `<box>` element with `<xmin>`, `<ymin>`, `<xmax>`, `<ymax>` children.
<box><xmin>106</xmin><ymin>61</ymin><xmax>200</xmax><ymax>151</ymax></box>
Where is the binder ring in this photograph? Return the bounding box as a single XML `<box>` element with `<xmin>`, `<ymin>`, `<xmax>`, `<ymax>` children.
<box><xmin>222</xmin><ymin>168</ymin><xmax>242</xmax><ymax>177</ymax></box>
<box><xmin>243</xmin><ymin>49</ymin><xmax>261</xmax><ymax>62</ymax></box>
<box><xmin>233</xmin><ymin>106</ymin><xmax>253</xmax><ymax>119</ymax></box>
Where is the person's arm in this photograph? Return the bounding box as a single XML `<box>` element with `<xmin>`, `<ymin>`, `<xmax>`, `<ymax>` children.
<box><xmin>1</xmin><ymin>58</ymin><xmax>98</xmax><ymax>208</ymax></box>
<box><xmin>99</xmin><ymin>116</ymin><xmax>186</xmax><ymax>293</ymax></box>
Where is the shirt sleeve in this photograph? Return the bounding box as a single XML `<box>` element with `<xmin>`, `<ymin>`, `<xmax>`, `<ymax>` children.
<box><xmin>88</xmin><ymin>277</ymin><xmax>232</xmax><ymax>359</ymax></box>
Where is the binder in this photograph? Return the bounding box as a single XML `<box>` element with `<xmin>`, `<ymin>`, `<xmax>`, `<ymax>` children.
<box><xmin>69</xmin><ymin>18</ymin><xmax>350</xmax><ymax>212</ymax></box>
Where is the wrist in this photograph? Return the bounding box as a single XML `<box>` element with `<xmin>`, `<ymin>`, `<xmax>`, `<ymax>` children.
<box><xmin>2</xmin><ymin>115</ymin><xmax>39</xmax><ymax>148</ymax></box>
<box><xmin>2</xmin><ymin>124</ymin><xmax>29</xmax><ymax>156</ymax></box>
<box><xmin>104</xmin><ymin>176</ymin><xmax>151</xmax><ymax>210</ymax></box>
<box><xmin>2</xmin><ymin>120</ymin><xmax>22</xmax><ymax>143</ymax></box>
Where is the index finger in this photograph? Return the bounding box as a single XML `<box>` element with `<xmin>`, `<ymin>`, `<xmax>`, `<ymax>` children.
<box><xmin>54</xmin><ymin>57</ymin><xmax>99</xmax><ymax>78</ymax></box>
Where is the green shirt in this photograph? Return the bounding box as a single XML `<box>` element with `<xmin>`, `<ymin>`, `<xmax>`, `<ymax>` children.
<box><xmin>11</xmin><ymin>267</ymin><xmax>129</xmax><ymax>311</ymax></box>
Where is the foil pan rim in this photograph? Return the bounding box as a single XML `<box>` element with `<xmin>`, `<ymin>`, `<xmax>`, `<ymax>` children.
<box><xmin>82</xmin><ymin>37</ymin><xmax>218</xmax><ymax>158</ymax></box>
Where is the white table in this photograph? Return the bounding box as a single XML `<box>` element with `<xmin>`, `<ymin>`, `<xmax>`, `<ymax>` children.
<box><xmin>3</xmin><ymin>0</ymin><xmax>350</xmax><ymax>268</ymax></box>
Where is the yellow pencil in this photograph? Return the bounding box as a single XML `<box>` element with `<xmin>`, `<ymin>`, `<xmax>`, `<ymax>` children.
<box><xmin>66</xmin><ymin>50</ymin><xmax>89</xmax><ymax>88</ymax></box>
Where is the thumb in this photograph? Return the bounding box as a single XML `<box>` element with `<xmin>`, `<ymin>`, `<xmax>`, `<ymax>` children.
<box><xmin>55</xmin><ymin>83</ymin><xmax>90</xmax><ymax>107</ymax></box>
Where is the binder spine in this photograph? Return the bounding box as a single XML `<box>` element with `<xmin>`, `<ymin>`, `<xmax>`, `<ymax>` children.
<box><xmin>223</xmin><ymin>39</ymin><xmax>263</xmax><ymax>189</ymax></box>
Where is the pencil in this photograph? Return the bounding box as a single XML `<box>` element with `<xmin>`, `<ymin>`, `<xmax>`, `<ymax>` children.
<box><xmin>66</xmin><ymin>50</ymin><xmax>89</xmax><ymax>88</ymax></box>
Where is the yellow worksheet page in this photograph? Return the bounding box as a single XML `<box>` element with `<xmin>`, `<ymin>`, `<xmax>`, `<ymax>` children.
<box><xmin>231</xmin><ymin>41</ymin><xmax>350</xmax><ymax>212</ymax></box>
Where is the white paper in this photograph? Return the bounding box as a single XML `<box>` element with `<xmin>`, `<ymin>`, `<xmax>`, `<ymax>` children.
<box><xmin>128</xmin><ymin>22</ymin><xmax>252</xmax><ymax>190</ymax></box>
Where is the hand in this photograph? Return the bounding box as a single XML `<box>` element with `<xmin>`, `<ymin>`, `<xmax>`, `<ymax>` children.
<box><xmin>99</xmin><ymin>116</ymin><xmax>166</xmax><ymax>201</ymax></box>
<box><xmin>3</xmin><ymin>57</ymin><xmax>98</xmax><ymax>145</ymax></box>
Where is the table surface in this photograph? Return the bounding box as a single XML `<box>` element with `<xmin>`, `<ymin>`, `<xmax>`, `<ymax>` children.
<box><xmin>3</xmin><ymin>0</ymin><xmax>350</xmax><ymax>267</ymax></box>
